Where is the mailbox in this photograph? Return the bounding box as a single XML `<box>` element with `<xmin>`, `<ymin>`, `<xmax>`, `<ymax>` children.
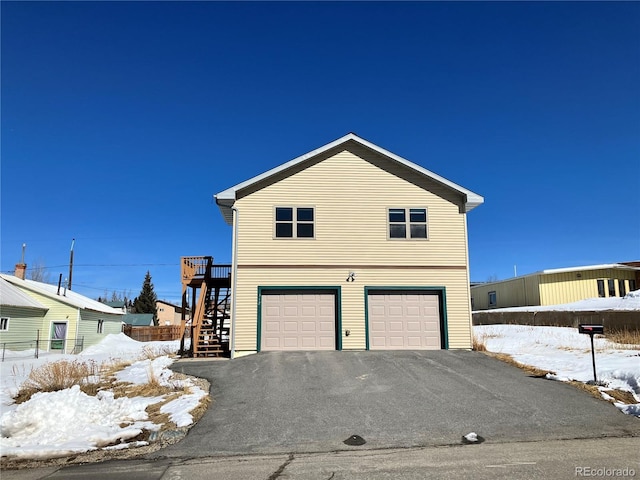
<box><xmin>578</xmin><ymin>324</ymin><xmax>604</xmax><ymax>335</ymax></box>
<box><xmin>578</xmin><ymin>324</ymin><xmax>604</xmax><ymax>383</ymax></box>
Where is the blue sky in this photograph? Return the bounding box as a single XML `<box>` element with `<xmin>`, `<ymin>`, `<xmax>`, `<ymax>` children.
<box><xmin>2</xmin><ymin>2</ymin><xmax>639</xmax><ymax>304</ymax></box>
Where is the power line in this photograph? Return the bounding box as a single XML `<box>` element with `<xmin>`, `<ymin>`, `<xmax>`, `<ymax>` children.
<box><xmin>22</xmin><ymin>263</ymin><xmax>181</xmax><ymax>271</ymax></box>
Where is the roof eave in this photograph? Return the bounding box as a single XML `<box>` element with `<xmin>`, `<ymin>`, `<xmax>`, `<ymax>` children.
<box><xmin>213</xmin><ymin>132</ymin><xmax>485</xmax><ymax>220</ymax></box>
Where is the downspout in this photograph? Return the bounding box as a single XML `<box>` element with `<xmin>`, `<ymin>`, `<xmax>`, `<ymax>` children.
<box><xmin>230</xmin><ymin>206</ymin><xmax>239</xmax><ymax>359</ymax></box>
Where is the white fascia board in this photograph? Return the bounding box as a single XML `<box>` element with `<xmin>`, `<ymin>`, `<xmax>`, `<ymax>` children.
<box><xmin>214</xmin><ymin>133</ymin><xmax>484</xmax><ymax>223</ymax></box>
<box><xmin>541</xmin><ymin>264</ymin><xmax>640</xmax><ymax>275</ymax></box>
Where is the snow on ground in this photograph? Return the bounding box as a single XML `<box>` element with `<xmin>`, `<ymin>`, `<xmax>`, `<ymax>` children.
<box><xmin>0</xmin><ymin>334</ymin><xmax>206</xmax><ymax>459</ymax></box>
<box><xmin>474</xmin><ymin>324</ymin><xmax>640</xmax><ymax>417</ymax></box>
<box><xmin>475</xmin><ymin>289</ymin><xmax>640</xmax><ymax>312</ymax></box>
<box><xmin>2</xmin><ymin>324</ymin><xmax>638</xmax><ymax>461</ymax></box>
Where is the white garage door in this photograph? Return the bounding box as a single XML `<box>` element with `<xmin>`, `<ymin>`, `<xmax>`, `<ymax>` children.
<box><xmin>261</xmin><ymin>291</ymin><xmax>336</xmax><ymax>351</ymax></box>
<box><xmin>368</xmin><ymin>292</ymin><xmax>441</xmax><ymax>350</ymax></box>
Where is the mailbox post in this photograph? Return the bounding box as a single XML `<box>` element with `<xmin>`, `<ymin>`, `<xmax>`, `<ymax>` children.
<box><xmin>578</xmin><ymin>324</ymin><xmax>604</xmax><ymax>383</ymax></box>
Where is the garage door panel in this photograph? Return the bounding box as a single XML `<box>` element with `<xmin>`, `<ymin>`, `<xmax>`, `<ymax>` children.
<box><xmin>262</xmin><ymin>291</ymin><xmax>336</xmax><ymax>351</ymax></box>
<box><xmin>368</xmin><ymin>292</ymin><xmax>442</xmax><ymax>350</ymax></box>
<box><xmin>319</xmin><ymin>321</ymin><xmax>335</xmax><ymax>332</ymax></box>
<box><xmin>283</xmin><ymin>321</ymin><xmax>299</xmax><ymax>332</ymax></box>
<box><xmin>301</xmin><ymin>321</ymin><xmax>318</xmax><ymax>332</ymax></box>
<box><xmin>406</xmin><ymin>321</ymin><xmax>421</xmax><ymax>332</ymax></box>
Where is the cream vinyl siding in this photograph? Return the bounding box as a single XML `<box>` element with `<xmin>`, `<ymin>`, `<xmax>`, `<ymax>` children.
<box><xmin>234</xmin><ymin>266</ymin><xmax>471</xmax><ymax>352</ymax></box>
<box><xmin>234</xmin><ymin>145</ymin><xmax>468</xmax><ymax>267</ymax></box>
<box><xmin>539</xmin><ymin>269</ymin><xmax>637</xmax><ymax>305</ymax></box>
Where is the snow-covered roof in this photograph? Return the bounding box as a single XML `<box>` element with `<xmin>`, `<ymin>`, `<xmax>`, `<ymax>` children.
<box><xmin>472</xmin><ymin>263</ymin><xmax>640</xmax><ymax>288</ymax></box>
<box><xmin>0</xmin><ymin>278</ymin><xmax>48</xmax><ymax>310</ymax></box>
<box><xmin>540</xmin><ymin>263</ymin><xmax>640</xmax><ymax>275</ymax></box>
<box><xmin>0</xmin><ymin>275</ymin><xmax>124</xmax><ymax>315</ymax></box>
<box><xmin>215</xmin><ymin>133</ymin><xmax>484</xmax><ymax>225</ymax></box>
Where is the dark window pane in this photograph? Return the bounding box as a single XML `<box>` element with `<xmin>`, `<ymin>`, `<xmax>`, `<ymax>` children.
<box><xmin>275</xmin><ymin>223</ymin><xmax>293</xmax><ymax>237</ymax></box>
<box><xmin>297</xmin><ymin>208</ymin><xmax>314</xmax><ymax>221</ymax></box>
<box><xmin>630</xmin><ymin>279</ymin><xmax>636</xmax><ymax>291</ymax></box>
<box><xmin>389</xmin><ymin>209</ymin><xmax>406</xmax><ymax>222</ymax></box>
<box><xmin>276</xmin><ymin>207</ymin><xmax>293</xmax><ymax>221</ymax></box>
<box><xmin>389</xmin><ymin>224</ymin><xmax>406</xmax><ymax>238</ymax></box>
<box><xmin>619</xmin><ymin>279</ymin><xmax>626</xmax><ymax>297</ymax></box>
<box><xmin>410</xmin><ymin>224</ymin><xmax>427</xmax><ymax>238</ymax></box>
<box><xmin>297</xmin><ymin>223</ymin><xmax>314</xmax><ymax>238</ymax></box>
<box><xmin>608</xmin><ymin>279</ymin><xmax>616</xmax><ymax>297</ymax></box>
<box><xmin>597</xmin><ymin>280</ymin><xmax>605</xmax><ymax>298</ymax></box>
<box><xmin>409</xmin><ymin>209</ymin><xmax>426</xmax><ymax>222</ymax></box>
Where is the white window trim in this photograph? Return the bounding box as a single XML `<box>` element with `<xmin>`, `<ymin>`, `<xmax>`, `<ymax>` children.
<box><xmin>387</xmin><ymin>207</ymin><xmax>429</xmax><ymax>240</ymax></box>
<box><xmin>273</xmin><ymin>206</ymin><xmax>316</xmax><ymax>239</ymax></box>
<box><xmin>0</xmin><ymin>317</ymin><xmax>9</xmax><ymax>331</ymax></box>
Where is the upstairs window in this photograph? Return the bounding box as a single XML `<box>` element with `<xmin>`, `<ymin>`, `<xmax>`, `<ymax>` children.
<box><xmin>608</xmin><ymin>279</ymin><xmax>616</xmax><ymax>297</ymax></box>
<box><xmin>0</xmin><ymin>317</ymin><xmax>8</xmax><ymax>331</ymax></box>
<box><xmin>597</xmin><ymin>279</ymin><xmax>605</xmax><ymax>298</ymax></box>
<box><xmin>97</xmin><ymin>319</ymin><xmax>104</xmax><ymax>334</ymax></box>
<box><xmin>275</xmin><ymin>207</ymin><xmax>314</xmax><ymax>239</ymax></box>
<box><xmin>388</xmin><ymin>208</ymin><xmax>427</xmax><ymax>239</ymax></box>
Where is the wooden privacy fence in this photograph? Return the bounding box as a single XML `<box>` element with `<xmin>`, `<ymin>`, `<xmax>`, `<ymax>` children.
<box><xmin>473</xmin><ymin>310</ymin><xmax>639</xmax><ymax>331</ymax></box>
<box><xmin>122</xmin><ymin>325</ymin><xmax>183</xmax><ymax>342</ymax></box>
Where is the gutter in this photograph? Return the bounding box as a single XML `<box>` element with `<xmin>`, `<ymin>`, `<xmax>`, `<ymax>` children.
<box><xmin>230</xmin><ymin>206</ymin><xmax>239</xmax><ymax>359</ymax></box>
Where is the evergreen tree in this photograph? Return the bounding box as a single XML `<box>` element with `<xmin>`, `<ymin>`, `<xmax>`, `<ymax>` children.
<box><xmin>132</xmin><ymin>271</ymin><xmax>158</xmax><ymax>325</ymax></box>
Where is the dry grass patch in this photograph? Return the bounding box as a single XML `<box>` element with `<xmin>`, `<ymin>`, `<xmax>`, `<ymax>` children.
<box><xmin>483</xmin><ymin>351</ymin><xmax>555</xmax><ymax>377</ymax></box>
<box><xmin>14</xmin><ymin>360</ymin><xmax>100</xmax><ymax>404</ymax></box>
<box><xmin>568</xmin><ymin>381</ymin><xmax>637</xmax><ymax>405</ymax></box>
<box><xmin>472</xmin><ymin>334</ymin><xmax>487</xmax><ymax>352</ymax></box>
<box><xmin>140</xmin><ymin>345</ymin><xmax>177</xmax><ymax>360</ymax></box>
<box><xmin>605</xmin><ymin>328</ymin><xmax>640</xmax><ymax>349</ymax></box>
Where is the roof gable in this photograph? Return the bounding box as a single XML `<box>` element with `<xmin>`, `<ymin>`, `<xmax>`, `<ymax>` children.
<box><xmin>0</xmin><ymin>275</ymin><xmax>124</xmax><ymax>315</ymax></box>
<box><xmin>0</xmin><ymin>278</ymin><xmax>48</xmax><ymax>310</ymax></box>
<box><xmin>215</xmin><ymin>133</ymin><xmax>483</xmax><ymax>224</ymax></box>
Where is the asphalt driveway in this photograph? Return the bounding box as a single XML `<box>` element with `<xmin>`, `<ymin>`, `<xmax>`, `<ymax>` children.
<box><xmin>153</xmin><ymin>351</ymin><xmax>640</xmax><ymax>458</ymax></box>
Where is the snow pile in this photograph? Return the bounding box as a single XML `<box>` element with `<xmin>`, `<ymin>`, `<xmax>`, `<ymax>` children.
<box><xmin>475</xmin><ymin>325</ymin><xmax>640</xmax><ymax>416</ymax></box>
<box><xmin>1</xmin><ymin>387</ymin><xmax>162</xmax><ymax>458</ymax></box>
<box><xmin>0</xmin><ymin>335</ymin><xmax>208</xmax><ymax>459</ymax></box>
<box><xmin>477</xmin><ymin>289</ymin><xmax>640</xmax><ymax>312</ymax></box>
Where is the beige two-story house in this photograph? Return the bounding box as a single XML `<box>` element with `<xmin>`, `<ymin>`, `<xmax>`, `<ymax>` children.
<box><xmin>215</xmin><ymin>133</ymin><xmax>483</xmax><ymax>356</ymax></box>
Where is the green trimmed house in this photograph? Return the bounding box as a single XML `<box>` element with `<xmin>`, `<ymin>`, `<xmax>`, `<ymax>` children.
<box><xmin>214</xmin><ymin>133</ymin><xmax>483</xmax><ymax>356</ymax></box>
<box><xmin>0</xmin><ymin>273</ymin><xmax>124</xmax><ymax>353</ymax></box>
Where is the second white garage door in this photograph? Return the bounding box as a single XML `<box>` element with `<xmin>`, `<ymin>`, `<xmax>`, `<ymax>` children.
<box><xmin>261</xmin><ymin>291</ymin><xmax>336</xmax><ymax>351</ymax></box>
<box><xmin>368</xmin><ymin>291</ymin><xmax>442</xmax><ymax>350</ymax></box>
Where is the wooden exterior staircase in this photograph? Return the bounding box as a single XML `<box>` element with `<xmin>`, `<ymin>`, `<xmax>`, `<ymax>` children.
<box><xmin>179</xmin><ymin>256</ymin><xmax>231</xmax><ymax>358</ymax></box>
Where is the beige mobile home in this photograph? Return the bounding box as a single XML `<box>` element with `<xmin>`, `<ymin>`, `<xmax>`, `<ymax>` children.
<box><xmin>471</xmin><ymin>264</ymin><xmax>640</xmax><ymax>311</ymax></box>
<box><xmin>214</xmin><ymin>133</ymin><xmax>483</xmax><ymax>356</ymax></box>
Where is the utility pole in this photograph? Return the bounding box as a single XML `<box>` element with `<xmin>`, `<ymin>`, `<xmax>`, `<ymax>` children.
<box><xmin>68</xmin><ymin>239</ymin><xmax>75</xmax><ymax>290</ymax></box>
